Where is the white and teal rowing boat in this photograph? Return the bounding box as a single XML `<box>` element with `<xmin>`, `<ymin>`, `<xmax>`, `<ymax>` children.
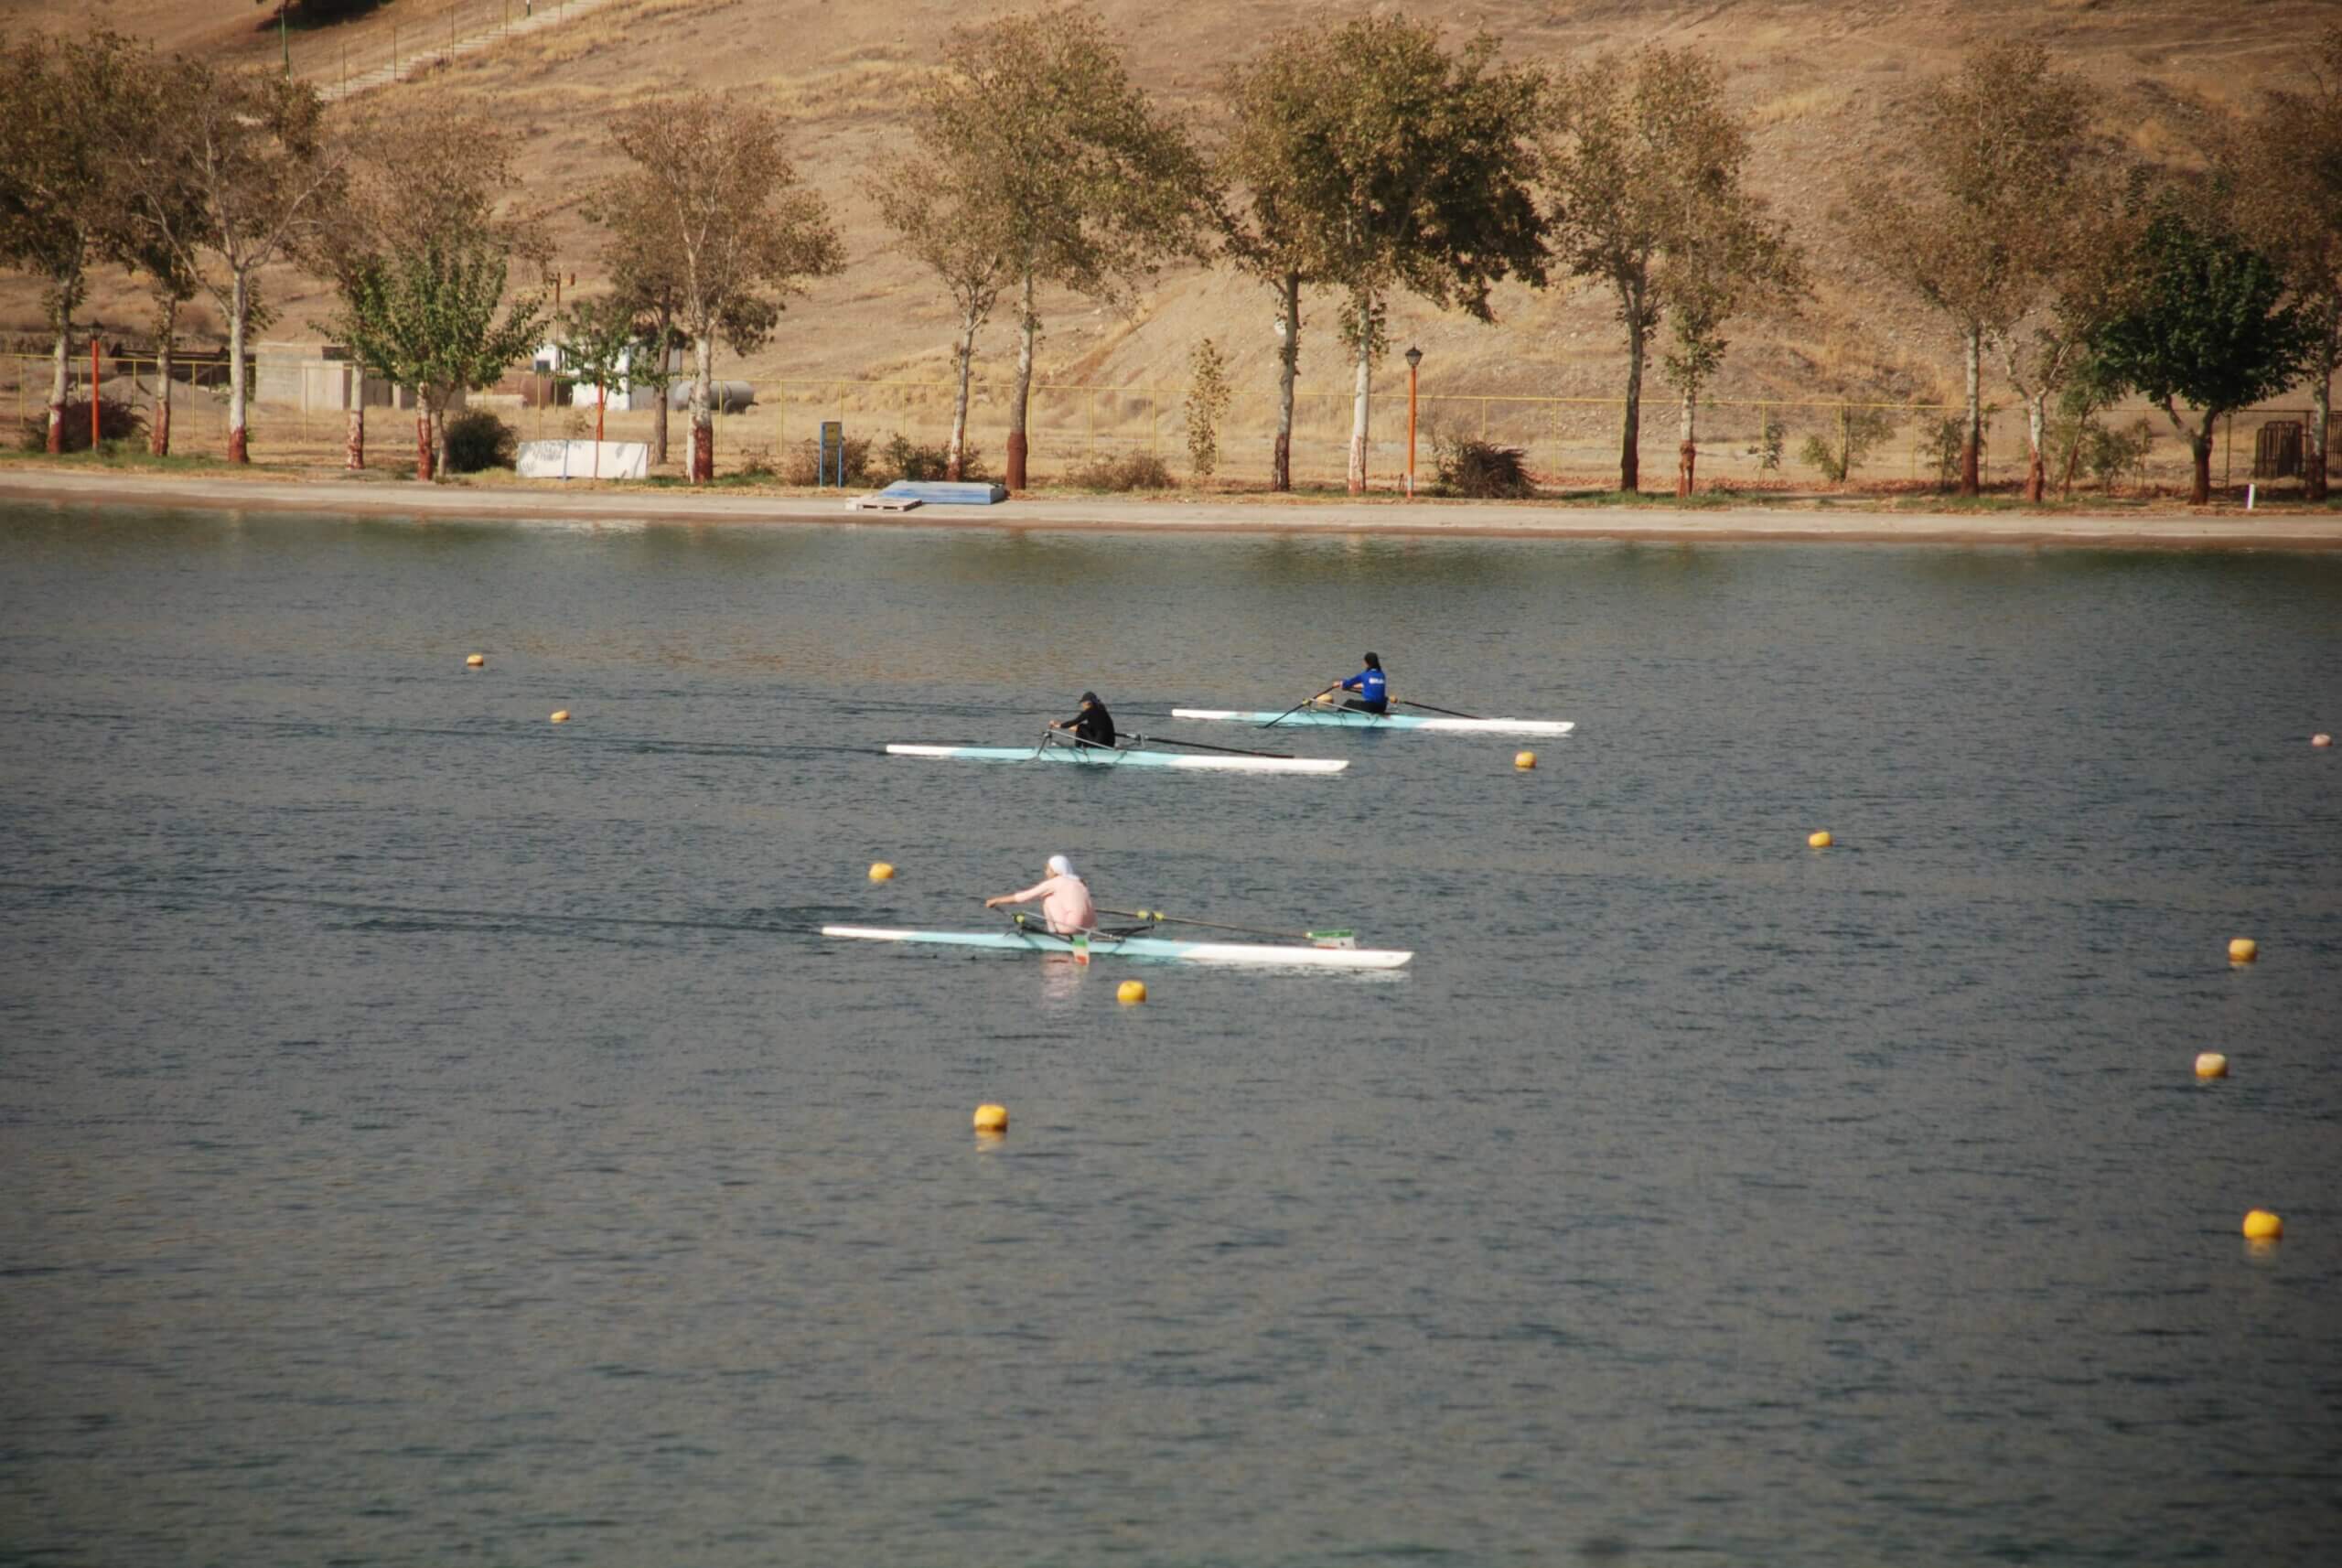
<box><xmin>1173</xmin><ymin>707</ymin><xmax>1573</xmax><ymax>736</ymax></box>
<box><xmin>821</xmin><ymin>924</ymin><xmax>1412</xmax><ymax>969</ymax></box>
<box><xmin>886</xmin><ymin>742</ymin><xmax>1346</xmax><ymax>774</ymax></box>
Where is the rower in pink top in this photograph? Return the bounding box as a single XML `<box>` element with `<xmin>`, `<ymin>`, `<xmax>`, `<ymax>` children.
<box><xmin>984</xmin><ymin>854</ymin><xmax>1097</xmax><ymax>935</ymax></box>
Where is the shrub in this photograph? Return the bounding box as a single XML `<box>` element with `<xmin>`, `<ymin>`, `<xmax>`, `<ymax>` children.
<box><xmin>1185</xmin><ymin>338</ymin><xmax>1230</xmax><ymax>482</ymax></box>
<box><xmin>1922</xmin><ymin>405</ymin><xmax>1997</xmax><ymax>488</ymax></box>
<box><xmin>874</xmin><ymin>432</ymin><xmax>990</xmax><ymax>484</ymax></box>
<box><xmin>1063</xmin><ymin>451</ymin><xmax>1176</xmax><ymax>491</ymax></box>
<box><xmin>2082</xmin><ymin>416</ymin><xmax>2155</xmax><ymax>490</ymax></box>
<box><xmin>443</xmin><ymin>409</ymin><xmax>517</xmax><ymax>473</ymax></box>
<box><xmin>18</xmin><ymin>396</ymin><xmax>145</xmax><ymax>453</ymax></box>
<box><xmin>780</xmin><ymin>433</ymin><xmax>873</xmax><ymax>487</ymax></box>
<box><xmin>1432</xmin><ymin>431</ymin><xmax>1535</xmax><ymax>498</ymax></box>
<box><xmin>1798</xmin><ymin>406</ymin><xmax>1898</xmax><ymax>483</ymax></box>
<box><xmin>1745</xmin><ymin>411</ymin><xmax>1785</xmax><ymax>473</ymax></box>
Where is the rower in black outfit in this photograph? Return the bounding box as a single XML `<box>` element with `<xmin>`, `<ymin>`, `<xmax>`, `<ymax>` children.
<box><xmin>1049</xmin><ymin>691</ymin><xmax>1117</xmax><ymax>749</ymax></box>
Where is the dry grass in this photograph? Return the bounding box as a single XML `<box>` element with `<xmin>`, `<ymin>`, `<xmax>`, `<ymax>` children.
<box><xmin>7</xmin><ymin>0</ymin><xmax>2334</xmax><ymax>433</ymax></box>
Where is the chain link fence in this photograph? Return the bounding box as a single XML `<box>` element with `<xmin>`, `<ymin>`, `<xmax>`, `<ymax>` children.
<box><xmin>10</xmin><ymin>351</ymin><xmax>2332</xmax><ymax>495</ymax></box>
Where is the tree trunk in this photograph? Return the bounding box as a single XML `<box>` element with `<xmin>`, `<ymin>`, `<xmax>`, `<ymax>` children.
<box><xmin>47</xmin><ymin>303</ymin><xmax>70</xmax><ymax>455</ymax></box>
<box><xmin>1676</xmin><ymin>383</ymin><xmax>1696</xmax><ymax>498</ymax></box>
<box><xmin>1006</xmin><ymin>263</ymin><xmax>1036</xmax><ymax>490</ymax></box>
<box><xmin>1619</xmin><ymin>301</ymin><xmax>1645</xmax><ymax>494</ymax></box>
<box><xmin>414</xmin><ymin>403</ymin><xmax>434</xmax><ymax>482</ymax></box>
<box><xmin>346</xmin><ymin>406</ymin><xmax>363</xmax><ymax>471</ymax></box>
<box><xmin>433</xmin><ymin>403</ymin><xmax>450</xmax><ymax>481</ymax></box>
<box><xmin>2024</xmin><ymin>391</ymin><xmax>2047</xmax><ymax>503</ymax></box>
<box><xmin>947</xmin><ymin>298</ymin><xmax>980</xmax><ymax>482</ymax></box>
<box><xmin>1960</xmin><ymin>325</ymin><xmax>1981</xmax><ymax>497</ymax></box>
<box><xmin>227</xmin><ymin>274</ymin><xmax>251</xmax><ymax>464</ymax></box>
<box><xmin>595</xmin><ymin>381</ymin><xmax>607</xmax><ymax>480</ymax></box>
<box><xmin>2190</xmin><ymin>413</ymin><xmax>2214</xmax><ymax>506</ymax></box>
<box><xmin>1346</xmin><ymin>294</ymin><xmax>1371</xmax><ymax>496</ymax></box>
<box><xmin>1273</xmin><ymin>272</ymin><xmax>1299</xmax><ymax>493</ymax></box>
<box><xmin>650</xmin><ymin>324</ymin><xmax>671</xmax><ymax>468</ymax></box>
<box><xmin>151</xmin><ymin>298</ymin><xmax>177</xmax><ymax>458</ymax></box>
<box><xmin>2308</xmin><ymin>360</ymin><xmax>2332</xmax><ymax>504</ymax></box>
<box><xmin>690</xmin><ymin>331</ymin><xmax>714</xmax><ymax>484</ymax></box>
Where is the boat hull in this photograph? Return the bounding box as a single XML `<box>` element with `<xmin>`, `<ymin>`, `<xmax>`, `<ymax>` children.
<box><xmin>1171</xmin><ymin>708</ymin><xmax>1573</xmax><ymax>736</ymax></box>
<box><xmin>821</xmin><ymin>925</ymin><xmax>1412</xmax><ymax>969</ymax></box>
<box><xmin>886</xmin><ymin>743</ymin><xmax>1345</xmax><ymax>774</ymax></box>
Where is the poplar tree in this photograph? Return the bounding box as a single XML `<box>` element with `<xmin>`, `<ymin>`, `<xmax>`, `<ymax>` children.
<box><xmin>929</xmin><ymin>5</ymin><xmax>1209</xmax><ymax>490</ymax></box>
<box><xmin>870</xmin><ymin>149</ymin><xmax>1013</xmax><ymax>482</ymax></box>
<box><xmin>0</xmin><ymin>32</ymin><xmax>141</xmax><ymax>454</ymax></box>
<box><xmin>2222</xmin><ymin>26</ymin><xmax>2342</xmax><ymax>500</ymax></box>
<box><xmin>1844</xmin><ymin>42</ymin><xmax>2091</xmax><ymax>496</ymax></box>
<box><xmin>601</xmin><ymin>95</ymin><xmax>842</xmax><ymax>484</ymax></box>
<box><xmin>1224</xmin><ymin>16</ymin><xmax>1546</xmax><ymax>495</ymax></box>
<box><xmin>318</xmin><ymin>104</ymin><xmax>549</xmax><ymax>478</ymax></box>
<box><xmin>113</xmin><ymin>61</ymin><xmax>343</xmax><ymax>463</ymax></box>
<box><xmin>1552</xmin><ymin>48</ymin><xmax>1775</xmax><ymax>495</ymax></box>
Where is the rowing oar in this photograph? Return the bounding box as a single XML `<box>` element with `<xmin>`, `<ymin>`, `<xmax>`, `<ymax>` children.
<box><xmin>1261</xmin><ymin>682</ymin><xmax>1339</xmax><ymax>729</ymax></box>
<box><xmin>1125</xmin><ymin>732</ymin><xmax>1297</xmax><ymax>760</ymax></box>
<box><xmin>1393</xmin><ymin>698</ymin><xmax>1485</xmax><ymax>720</ymax></box>
<box><xmin>1097</xmin><ymin>906</ymin><xmax>1358</xmax><ymax>945</ymax></box>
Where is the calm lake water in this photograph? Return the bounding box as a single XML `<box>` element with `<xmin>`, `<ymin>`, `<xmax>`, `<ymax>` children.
<box><xmin>2</xmin><ymin>500</ymin><xmax>2337</xmax><ymax>1566</ymax></box>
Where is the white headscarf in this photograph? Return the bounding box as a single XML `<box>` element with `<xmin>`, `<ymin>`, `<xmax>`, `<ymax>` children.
<box><xmin>1047</xmin><ymin>854</ymin><xmax>1075</xmax><ymax>877</ymax></box>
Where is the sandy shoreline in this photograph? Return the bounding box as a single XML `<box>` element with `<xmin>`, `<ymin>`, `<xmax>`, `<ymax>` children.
<box><xmin>5</xmin><ymin>467</ymin><xmax>2339</xmax><ymax>550</ymax></box>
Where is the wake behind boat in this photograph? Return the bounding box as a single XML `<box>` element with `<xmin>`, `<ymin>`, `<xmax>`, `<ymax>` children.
<box><xmin>1173</xmin><ymin>707</ymin><xmax>1573</xmax><ymax>736</ymax></box>
<box><xmin>821</xmin><ymin>922</ymin><xmax>1411</xmax><ymax>969</ymax></box>
<box><xmin>886</xmin><ymin>740</ymin><xmax>1347</xmax><ymax>774</ymax></box>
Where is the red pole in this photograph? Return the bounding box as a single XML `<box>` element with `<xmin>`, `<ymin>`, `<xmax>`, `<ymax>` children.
<box><xmin>91</xmin><ymin>338</ymin><xmax>100</xmax><ymax>450</ymax></box>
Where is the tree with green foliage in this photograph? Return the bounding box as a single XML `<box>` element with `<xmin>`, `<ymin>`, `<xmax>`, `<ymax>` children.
<box><xmin>1996</xmin><ymin>171</ymin><xmax>2143</xmax><ymax>501</ymax></box>
<box><xmin>2087</xmin><ymin>199</ymin><xmax>2306</xmax><ymax>504</ymax></box>
<box><xmin>113</xmin><ymin>60</ymin><xmax>343</xmax><ymax>463</ymax></box>
<box><xmin>0</xmin><ymin>31</ymin><xmax>144</xmax><ymax>454</ymax></box>
<box><xmin>318</xmin><ymin>103</ymin><xmax>547</xmax><ymax>477</ymax></box>
<box><xmin>870</xmin><ymin>137</ymin><xmax>1015</xmax><ymax>482</ymax></box>
<box><xmin>1553</xmin><ymin>47</ymin><xmax>1791</xmax><ymax>495</ymax></box>
<box><xmin>589</xmin><ymin>216</ymin><xmax>689</xmax><ymax>470</ymax></box>
<box><xmin>923</xmin><ymin>5</ymin><xmax>1209</xmax><ymax>490</ymax></box>
<box><xmin>1225</xmin><ymin>16</ymin><xmax>1546</xmax><ymax>495</ymax></box>
<box><xmin>327</xmin><ymin>229</ymin><xmax>546</xmax><ymax>480</ymax></box>
<box><xmin>2222</xmin><ymin>25</ymin><xmax>2342</xmax><ymax>500</ymax></box>
<box><xmin>1185</xmin><ymin>338</ymin><xmax>1230</xmax><ymax>483</ymax></box>
<box><xmin>557</xmin><ymin>291</ymin><xmax>641</xmax><ymax>475</ymax></box>
<box><xmin>1845</xmin><ymin>42</ymin><xmax>2093</xmax><ymax>496</ymax></box>
<box><xmin>601</xmin><ymin>95</ymin><xmax>842</xmax><ymax>484</ymax></box>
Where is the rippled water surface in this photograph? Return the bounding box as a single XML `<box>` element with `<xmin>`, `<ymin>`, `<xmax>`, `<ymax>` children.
<box><xmin>3</xmin><ymin>501</ymin><xmax>2338</xmax><ymax>1566</ymax></box>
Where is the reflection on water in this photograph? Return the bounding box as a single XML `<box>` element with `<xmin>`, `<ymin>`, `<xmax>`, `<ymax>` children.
<box><xmin>2</xmin><ymin>502</ymin><xmax>2338</xmax><ymax>1566</ymax></box>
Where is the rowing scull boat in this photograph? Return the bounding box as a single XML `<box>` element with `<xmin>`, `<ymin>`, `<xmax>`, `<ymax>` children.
<box><xmin>886</xmin><ymin>743</ymin><xmax>1346</xmax><ymax>774</ymax></box>
<box><xmin>821</xmin><ymin>924</ymin><xmax>1412</xmax><ymax>969</ymax></box>
<box><xmin>1172</xmin><ymin>708</ymin><xmax>1573</xmax><ymax>736</ymax></box>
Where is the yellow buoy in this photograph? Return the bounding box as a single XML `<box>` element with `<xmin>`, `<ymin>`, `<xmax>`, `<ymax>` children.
<box><xmin>1514</xmin><ymin>749</ymin><xmax>1537</xmax><ymax>769</ymax></box>
<box><xmin>549</xmin><ymin>709</ymin><xmax>570</xmax><ymax>724</ymax></box>
<box><xmin>1117</xmin><ymin>979</ymin><xmax>1146</xmax><ymax>1004</ymax></box>
<box><xmin>2242</xmin><ymin>1208</ymin><xmax>2283</xmax><ymax>1240</ymax></box>
<box><xmin>2195</xmin><ymin>1052</ymin><xmax>2229</xmax><ymax>1079</ymax></box>
<box><xmin>465</xmin><ymin>653</ymin><xmax>485</xmax><ymax>668</ymax></box>
<box><xmin>1808</xmin><ymin>830</ymin><xmax>1832</xmax><ymax>849</ymax></box>
<box><xmin>2314</xmin><ymin>733</ymin><xmax>2332</xmax><ymax>748</ymax></box>
<box><xmin>868</xmin><ymin>861</ymin><xmax>896</xmax><ymax>883</ymax></box>
<box><xmin>2228</xmin><ymin>937</ymin><xmax>2258</xmax><ymax>963</ymax></box>
<box><xmin>972</xmin><ymin>1103</ymin><xmax>1008</xmax><ymax>1133</ymax></box>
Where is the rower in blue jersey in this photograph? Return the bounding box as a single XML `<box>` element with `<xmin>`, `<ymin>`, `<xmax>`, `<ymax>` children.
<box><xmin>1334</xmin><ymin>652</ymin><xmax>1389</xmax><ymax>714</ymax></box>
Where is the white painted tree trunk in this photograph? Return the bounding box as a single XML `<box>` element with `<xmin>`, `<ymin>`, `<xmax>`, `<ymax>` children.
<box><xmin>46</xmin><ymin>304</ymin><xmax>69</xmax><ymax>454</ymax></box>
<box><xmin>1007</xmin><ymin>266</ymin><xmax>1036</xmax><ymax>489</ymax></box>
<box><xmin>690</xmin><ymin>332</ymin><xmax>714</xmax><ymax>483</ymax></box>
<box><xmin>1347</xmin><ymin>295</ymin><xmax>1371</xmax><ymax>495</ymax></box>
<box><xmin>227</xmin><ymin>273</ymin><xmax>251</xmax><ymax>463</ymax></box>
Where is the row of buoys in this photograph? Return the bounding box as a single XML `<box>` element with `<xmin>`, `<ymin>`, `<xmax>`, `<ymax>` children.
<box><xmin>2204</xmin><ymin>938</ymin><xmax>2284</xmax><ymax>1243</ymax></box>
<box><xmin>462</xmin><ymin>653</ymin><xmax>573</xmax><ymax>723</ymax></box>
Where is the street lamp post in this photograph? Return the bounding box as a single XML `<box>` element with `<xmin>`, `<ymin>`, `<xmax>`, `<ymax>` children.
<box><xmin>1403</xmin><ymin>345</ymin><xmax>1423</xmax><ymax>499</ymax></box>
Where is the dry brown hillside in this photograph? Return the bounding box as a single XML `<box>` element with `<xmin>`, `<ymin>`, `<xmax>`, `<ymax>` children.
<box><xmin>5</xmin><ymin>0</ymin><xmax>2332</xmax><ymax>480</ymax></box>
